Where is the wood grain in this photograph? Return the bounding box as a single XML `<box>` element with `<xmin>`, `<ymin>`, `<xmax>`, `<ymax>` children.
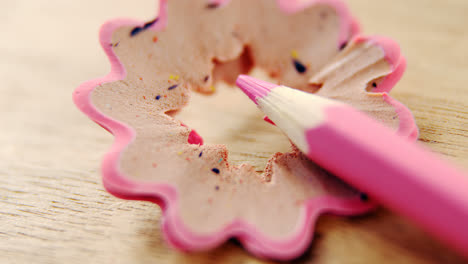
<box><xmin>1</xmin><ymin>0</ymin><xmax>467</xmax><ymax>263</ymax></box>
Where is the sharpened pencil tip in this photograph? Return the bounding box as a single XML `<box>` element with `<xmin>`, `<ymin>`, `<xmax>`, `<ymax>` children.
<box><xmin>236</xmin><ymin>75</ymin><xmax>279</xmax><ymax>104</ymax></box>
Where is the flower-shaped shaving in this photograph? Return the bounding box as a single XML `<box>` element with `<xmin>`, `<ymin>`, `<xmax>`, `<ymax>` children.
<box><xmin>73</xmin><ymin>0</ymin><xmax>418</xmax><ymax>260</ymax></box>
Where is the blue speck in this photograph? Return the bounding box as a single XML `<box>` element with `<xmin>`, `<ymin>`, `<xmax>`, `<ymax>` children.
<box><xmin>293</xmin><ymin>59</ymin><xmax>307</xmax><ymax>74</ymax></box>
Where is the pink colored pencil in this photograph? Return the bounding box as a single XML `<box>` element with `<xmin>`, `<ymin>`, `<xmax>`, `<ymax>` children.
<box><xmin>236</xmin><ymin>75</ymin><xmax>468</xmax><ymax>258</ymax></box>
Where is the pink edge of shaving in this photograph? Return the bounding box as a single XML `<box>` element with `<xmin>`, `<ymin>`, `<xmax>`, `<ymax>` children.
<box><xmin>383</xmin><ymin>94</ymin><xmax>419</xmax><ymax>140</ymax></box>
<box><xmin>354</xmin><ymin>35</ymin><xmax>419</xmax><ymax>140</ymax></box>
<box><xmin>350</xmin><ymin>17</ymin><xmax>362</xmax><ymax>37</ymax></box>
<box><xmin>163</xmin><ymin>196</ymin><xmax>376</xmax><ymax>260</ymax></box>
<box><xmin>354</xmin><ymin>35</ymin><xmax>403</xmax><ymax>92</ymax></box>
<box><xmin>72</xmin><ymin>0</ymin><xmax>375</xmax><ymax>260</ymax></box>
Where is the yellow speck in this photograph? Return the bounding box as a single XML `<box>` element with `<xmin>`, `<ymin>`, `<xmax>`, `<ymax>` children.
<box><xmin>169</xmin><ymin>74</ymin><xmax>180</xmax><ymax>81</ymax></box>
<box><xmin>177</xmin><ymin>151</ymin><xmax>183</xmax><ymax>155</ymax></box>
<box><xmin>210</xmin><ymin>85</ymin><xmax>216</xmax><ymax>92</ymax></box>
<box><xmin>291</xmin><ymin>49</ymin><xmax>299</xmax><ymax>59</ymax></box>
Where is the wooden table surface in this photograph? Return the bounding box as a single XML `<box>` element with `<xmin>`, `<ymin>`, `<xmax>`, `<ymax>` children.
<box><xmin>1</xmin><ymin>0</ymin><xmax>467</xmax><ymax>263</ymax></box>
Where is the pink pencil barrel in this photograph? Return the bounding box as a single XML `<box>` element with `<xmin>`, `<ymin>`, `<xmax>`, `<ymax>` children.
<box><xmin>307</xmin><ymin>105</ymin><xmax>468</xmax><ymax>258</ymax></box>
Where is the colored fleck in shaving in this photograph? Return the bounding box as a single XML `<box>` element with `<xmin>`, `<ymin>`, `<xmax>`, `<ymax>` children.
<box><xmin>218</xmin><ymin>158</ymin><xmax>223</xmax><ymax>163</ymax></box>
<box><xmin>199</xmin><ymin>151</ymin><xmax>203</xmax><ymax>157</ymax></box>
<box><xmin>169</xmin><ymin>74</ymin><xmax>180</xmax><ymax>81</ymax></box>
<box><xmin>339</xmin><ymin>42</ymin><xmax>348</xmax><ymax>50</ymax></box>
<box><xmin>360</xmin><ymin>193</ymin><xmax>369</xmax><ymax>201</ymax></box>
<box><xmin>168</xmin><ymin>84</ymin><xmax>179</xmax><ymax>90</ymax></box>
<box><xmin>290</xmin><ymin>49</ymin><xmax>299</xmax><ymax>59</ymax></box>
<box><xmin>212</xmin><ymin>168</ymin><xmax>220</xmax><ymax>174</ymax></box>
<box><xmin>293</xmin><ymin>59</ymin><xmax>307</xmax><ymax>74</ymax></box>
<box><xmin>155</xmin><ymin>95</ymin><xmax>161</xmax><ymax>100</ymax></box>
<box><xmin>206</xmin><ymin>3</ymin><xmax>220</xmax><ymax>9</ymax></box>
<box><xmin>130</xmin><ymin>18</ymin><xmax>159</xmax><ymax>37</ymax></box>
